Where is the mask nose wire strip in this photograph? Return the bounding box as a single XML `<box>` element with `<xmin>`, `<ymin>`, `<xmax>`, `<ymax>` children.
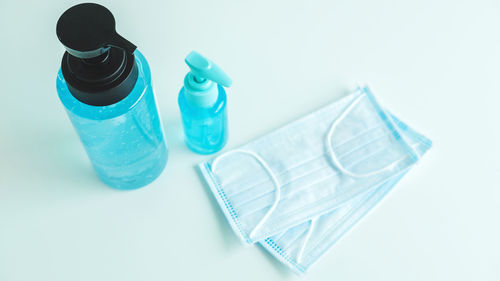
<box><xmin>326</xmin><ymin>94</ymin><xmax>397</xmax><ymax>178</ymax></box>
<box><xmin>211</xmin><ymin>149</ymin><xmax>281</xmax><ymax>240</ymax></box>
<box><xmin>297</xmin><ymin>217</ymin><xmax>318</xmax><ymax>263</ymax></box>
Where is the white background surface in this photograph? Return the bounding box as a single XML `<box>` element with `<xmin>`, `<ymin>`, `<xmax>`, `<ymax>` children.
<box><xmin>1</xmin><ymin>0</ymin><xmax>499</xmax><ymax>280</ymax></box>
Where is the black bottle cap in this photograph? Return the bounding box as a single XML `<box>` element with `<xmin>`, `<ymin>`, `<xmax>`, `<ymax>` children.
<box><xmin>57</xmin><ymin>3</ymin><xmax>138</xmax><ymax>106</ymax></box>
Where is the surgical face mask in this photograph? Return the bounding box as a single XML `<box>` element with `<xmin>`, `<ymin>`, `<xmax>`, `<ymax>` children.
<box><xmin>260</xmin><ymin>114</ymin><xmax>432</xmax><ymax>274</ymax></box>
<box><xmin>199</xmin><ymin>87</ymin><xmax>420</xmax><ymax>244</ymax></box>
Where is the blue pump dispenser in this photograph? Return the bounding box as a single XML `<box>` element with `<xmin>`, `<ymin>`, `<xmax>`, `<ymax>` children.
<box><xmin>178</xmin><ymin>51</ymin><xmax>232</xmax><ymax>154</ymax></box>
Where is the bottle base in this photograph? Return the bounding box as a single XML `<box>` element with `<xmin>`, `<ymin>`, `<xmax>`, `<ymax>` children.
<box><xmin>186</xmin><ymin>140</ymin><xmax>226</xmax><ymax>155</ymax></box>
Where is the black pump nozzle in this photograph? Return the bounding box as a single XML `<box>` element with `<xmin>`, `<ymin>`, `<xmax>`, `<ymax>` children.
<box><xmin>56</xmin><ymin>3</ymin><xmax>136</xmax><ymax>59</ymax></box>
<box><xmin>56</xmin><ymin>3</ymin><xmax>139</xmax><ymax>106</ymax></box>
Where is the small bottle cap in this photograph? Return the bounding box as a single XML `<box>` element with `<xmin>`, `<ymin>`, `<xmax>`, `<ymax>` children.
<box><xmin>183</xmin><ymin>51</ymin><xmax>232</xmax><ymax>108</ymax></box>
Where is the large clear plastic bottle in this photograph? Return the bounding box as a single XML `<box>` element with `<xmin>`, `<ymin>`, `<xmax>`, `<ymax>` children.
<box><xmin>56</xmin><ymin>3</ymin><xmax>167</xmax><ymax>189</ymax></box>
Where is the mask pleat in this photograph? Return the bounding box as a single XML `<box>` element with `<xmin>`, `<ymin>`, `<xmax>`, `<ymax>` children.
<box><xmin>222</xmin><ymin>126</ymin><xmax>400</xmax><ymax>205</ymax></box>
<box><xmin>234</xmin><ymin>144</ymin><xmax>410</xmax><ymax>221</ymax></box>
<box><xmin>218</xmin><ymin>122</ymin><xmax>390</xmax><ymax>197</ymax></box>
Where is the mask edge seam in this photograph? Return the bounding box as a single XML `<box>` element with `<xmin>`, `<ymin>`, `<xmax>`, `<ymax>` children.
<box><xmin>199</xmin><ymin>162</ymin><xmax>252</xmax><ymax>244</ymax></box>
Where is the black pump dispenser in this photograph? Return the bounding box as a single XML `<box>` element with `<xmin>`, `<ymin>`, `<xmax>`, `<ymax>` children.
<box><xmin>57</xmin><ymin>3</ymin><xmax>138</xmax><ymax>106</ymax></box>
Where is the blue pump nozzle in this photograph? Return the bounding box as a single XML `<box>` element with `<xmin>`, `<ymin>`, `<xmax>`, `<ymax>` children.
<box><xmin>183</xmin><ymin>51</ymin><xmax>232</xmax><ymax>107</ymax></box>
<box><xmin>185</xmin><ymin>51</ymin><xmax>233</xmax><ymax>87</ymax></box>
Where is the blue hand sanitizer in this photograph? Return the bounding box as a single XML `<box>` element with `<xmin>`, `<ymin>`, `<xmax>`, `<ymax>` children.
<box><xmin>178</xmin><ymin>51</ymin><xmax>233</xmax><ymax>154</ymax></box>
<box><xmin>55</xmin><ymin>3</ymin><xmax>167</xmax><ymax>190</ymax></box>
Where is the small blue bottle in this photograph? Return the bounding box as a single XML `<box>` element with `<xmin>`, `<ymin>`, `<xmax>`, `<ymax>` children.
<box><xmin>178</xmin><ymin>51</ymin><xmax>233</xmax><ymax>154</ymax></box>
<box><xmin>55</xmin><ymin>3</ymin><xmax>167</xmax><ymax>190</ymax></box>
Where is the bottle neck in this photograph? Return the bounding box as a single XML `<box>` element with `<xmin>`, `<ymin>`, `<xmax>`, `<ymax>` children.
<box><xmin>61</xmin><ymin>47</ymin><xmax>138</xmax><ymax>106</ymax></box>
<box><xmin>183</xmin><ymin>73</ymin><xmax>219</xmax><ymax>108</ymax></box>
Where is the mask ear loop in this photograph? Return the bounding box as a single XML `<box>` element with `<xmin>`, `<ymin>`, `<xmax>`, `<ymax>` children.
<box><xmin>297</xmin><ymin>217</ymin><xmax>318</xmax><ymax>263</ymax></box>
<box><xmin>211</xmin><ymin>149</ymin><xmax>281</xmax><ymax>240</ymax></box>
<box><xmin>326</xmin><ymin>93</ymin><xmax>399</xmax><ymax>178</ymax></box>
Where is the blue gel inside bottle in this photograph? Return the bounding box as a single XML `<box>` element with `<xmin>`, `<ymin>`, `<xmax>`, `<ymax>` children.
<box><xmin>178</xmin><ymin>84</ymin><xmax>228</xmax><ymax>154</ymax></box>
<box><xmin>57</xmin><ymin>50</ymin><xmax>168</xmax><ymax>189</ymax></box>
